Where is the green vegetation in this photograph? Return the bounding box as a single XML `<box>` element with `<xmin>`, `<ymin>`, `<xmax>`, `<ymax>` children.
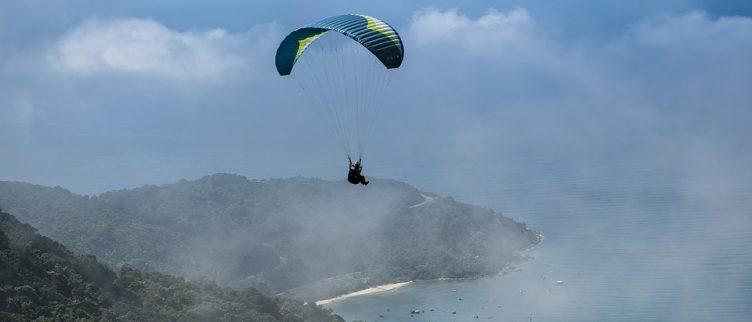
<box><xmin>0</xmin><ymin>209</ymin><xmax>343</xmax><ymax>321</ymax></box>
<box><xmin>0</xmin><ymin>174</ymin><xmax>539</xmax><ymax>300</ymax></box>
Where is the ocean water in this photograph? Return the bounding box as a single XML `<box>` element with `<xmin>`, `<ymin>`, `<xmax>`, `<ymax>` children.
<box><xmin>3</xmin><ymin>107</ymin><xmax>749</xmax><ymax>321</ymax></box>
<box><xmin>327</xmin><ymin>155</ymin><xmax>752</xmax><ymax>321</ymax></box>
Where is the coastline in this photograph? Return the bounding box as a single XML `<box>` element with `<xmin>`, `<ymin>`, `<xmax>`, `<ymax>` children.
<box><xmin>315</xmin><ymin>281</ymin><xmax>414</xmax><ymax>306</ymax></box>
<box><xmin>315</xmin><ymin>232</ymin><xmax>544</xmax><ymax>306</ymax></box>
<box><xmin>525</xmin><ymin>231</ymin><xmax>545</xmax><ymax>251</ymax></box>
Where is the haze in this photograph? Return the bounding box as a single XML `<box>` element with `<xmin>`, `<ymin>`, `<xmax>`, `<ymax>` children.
<box><xmin>1</xmin><ymin>1</ymin><xmax>751</xmax><ymax>321</ymax></box>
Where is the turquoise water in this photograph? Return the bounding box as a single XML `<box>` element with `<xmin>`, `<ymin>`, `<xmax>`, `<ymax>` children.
<box><xmin>328</xmin><ymin>157</ymin><xmax>752</xmax><ymax>321</ymax></box>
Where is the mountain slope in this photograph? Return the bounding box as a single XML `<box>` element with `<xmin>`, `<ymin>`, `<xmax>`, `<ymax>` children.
<box><xmin>0</xmin><ymin>208</ymin><xmax>343</xmax><ymax>321</ymax></box>
<box><xmin>0</xmin><ymin>174</ymin><xmax>539</xmax><ymax>299</ymax></box>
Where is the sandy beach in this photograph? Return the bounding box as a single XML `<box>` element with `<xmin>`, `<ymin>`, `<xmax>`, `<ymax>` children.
<box><xmin>315</xmin><ymin>281</ymin><xmax>414</xmax><ymax>306</ymax></box>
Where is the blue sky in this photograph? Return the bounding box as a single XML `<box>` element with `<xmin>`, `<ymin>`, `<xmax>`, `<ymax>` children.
<box><xmin>0</xmin><ymin>0</ymin><xmax>750</xmax><ymax>195</ymax></box>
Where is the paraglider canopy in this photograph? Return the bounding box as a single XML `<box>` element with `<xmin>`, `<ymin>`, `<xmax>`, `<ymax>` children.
<box><xmin>275</xmin><ymin>14</ymin><xmax>404</xmax><ymax>161</ymax></box>
<box><xmin>275</xmin><ymin>14</ymin><xmax>404</xmax><ymax>76</ymax></box>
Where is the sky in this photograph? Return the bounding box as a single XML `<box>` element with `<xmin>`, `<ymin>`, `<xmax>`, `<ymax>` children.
<box><xmin>0</xmin><ymin>0</ymin><xmax>751</xmax><ymax>195</ymax></box>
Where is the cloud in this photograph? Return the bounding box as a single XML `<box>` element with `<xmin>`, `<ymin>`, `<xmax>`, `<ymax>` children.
<box><xmin>409</xmin><ymin>8</ymin><xmax>537</xmax><ymax>52</ymax></box>
<box><xmin>0</xmin><ymin>16</ymin><xmax>283</xmax><ymax>128</ymax></box>
<box><xmin>397</xmin><ymin>8</ymin><xmax>580</xmax><ymax>117</ymax></box>
<box><xmin>605</xmin><ymin>11</ymin><xmax>752</xmax><ymax>124</ymax></box>
<box><xmin>401</xmin><ymin>8</ymin><xmax>752</xmax><ymax>116</ymax></box>
<box><xmin>632</xmin><ymin>11</ymin><xmax>752</xmax><ymax>46</ymax></box>
<box><xmin>51</xmin><ymin>18</ymin><xmax>276</xmax><ymax>81</ymax></box>
<box><xmin>387</xmin><ymin>8</ymin><xmax>752</xmax><ymax>200</ymax></box>
<box><xmin>613</xmin><ymin>10</ymin><xmax>752</xmax><ymax>76</ymax></box>
<box><xmin>2</xmin><ymin>6</ymin><xmax>751</xmax><ymax>198</ymax></box>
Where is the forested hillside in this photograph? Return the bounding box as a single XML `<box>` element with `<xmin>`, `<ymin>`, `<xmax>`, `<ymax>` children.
<box><xmin>0</xmin><ymin>174</ymin><xmax>539</xmax><ymax>299</ymax></box>
<box><xmin>0</xmin><ymin>209</ymin><xmax>342</xmax><ymax>321</ymax></box>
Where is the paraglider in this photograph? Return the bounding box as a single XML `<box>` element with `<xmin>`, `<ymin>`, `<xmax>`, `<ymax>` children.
<box><xmin>347</xmin><ymin>156</ymin><xmax>369</xmax><ymax>185</ymax></box>
<box><xmin>275</xmin><ymin>14</ymin><xmax>404</xmax><ymax>185</ymax></box>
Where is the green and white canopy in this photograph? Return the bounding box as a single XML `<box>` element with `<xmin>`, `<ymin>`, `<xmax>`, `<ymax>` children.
<box><xmin>275</xmin><ymin>14</ymin><xmax>404</xmax><ymax>76</ymax></box>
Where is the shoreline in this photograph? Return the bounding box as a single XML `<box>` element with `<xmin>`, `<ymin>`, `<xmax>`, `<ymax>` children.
<box><xmin>525</xmin><ymin>231</ymin><xmax>545</xmax><ymax>251</ymax></box>
<box><xmin>315</xmin><ymin>232</ymin><xmax>544</xmax><ymax>306</ymax></box>
<box><xmin>315</xmin><ymin>281</ymin><xmax>414</xmax><ymax>306</ymax></box>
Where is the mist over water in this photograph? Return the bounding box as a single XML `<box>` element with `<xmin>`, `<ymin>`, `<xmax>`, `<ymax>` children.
<box><xmin>328</xmin><ymin>143</ymin><xmax>752</xmax><ymax>321</ymax></box>
<box><xmin>1</xmin><ymin>3</ymin><xmax>750</xmax><ymax>321</ymax></box>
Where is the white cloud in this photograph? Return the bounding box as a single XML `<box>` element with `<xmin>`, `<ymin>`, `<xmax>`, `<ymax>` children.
<box><xmin>632</xmin><ymin>11</ymin><xmax>752</xmax><ymax>47</ymax></box>
<box><xmin>408</xmin><ymin>8</ymin><xmax>537</xmax><ymax>52</ymax></box>
<box><xmin>607</xmin><ymin>11</ymin><xmax>752</xmax><ymax>110</ymax></box>
<box><xmin>51</xmin><ymin>18</ymin><xmax>272</xmax><ymax>81</ymax></box>
<box><xmin>394</xmin><ymin>8</ymin><xmax>752</xmax><ymax>167</ymax></box>
<box><xmin>403</xmin><ymin>8</ymin><xmax>752</xmax><ymax>108</ymax></box>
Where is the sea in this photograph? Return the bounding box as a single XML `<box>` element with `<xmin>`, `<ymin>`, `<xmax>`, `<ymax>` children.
<box><xmin>327</xmin><ymin>149</ymin><xmax>752</xmax><ymax>322</ymax></box>
<box><xmin>3</xmin><ymin>112</ymin><xmax>750</xmax><ymax>322</ymax></box>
